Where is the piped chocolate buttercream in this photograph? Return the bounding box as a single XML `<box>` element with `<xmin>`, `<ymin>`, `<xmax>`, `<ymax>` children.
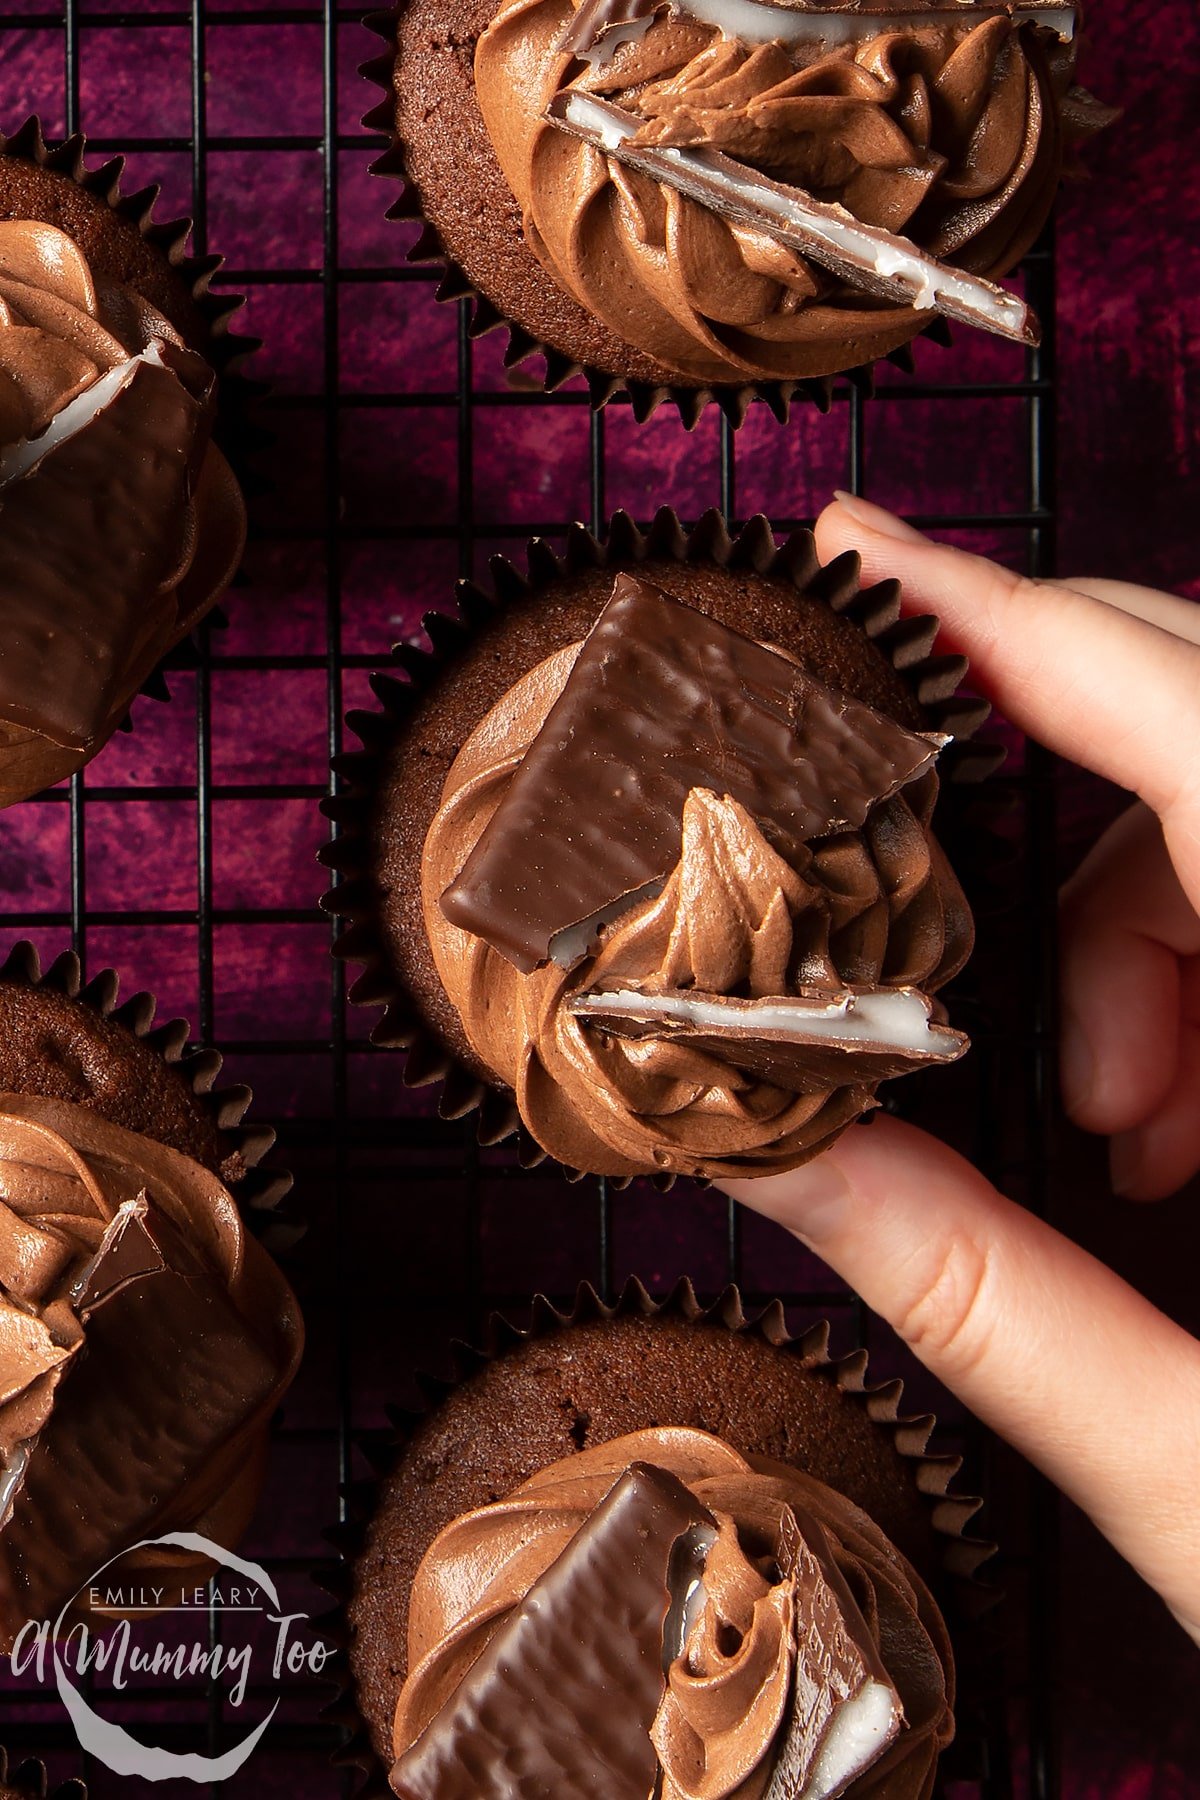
<box><xmin>389</xmin><ymin>1463</ymin><xmax>716</xmax><ymax>1800</ymax></box>
<box><xmin>439</xmin><ymin>576</ymin><xmax>944</xmax><ymax>973</ymax></box>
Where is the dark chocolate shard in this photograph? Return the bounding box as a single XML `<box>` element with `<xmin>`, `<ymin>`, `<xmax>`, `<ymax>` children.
<box><xmin>571</xmin><ymin>984</ymin><xmax>968</xmax><ymax>1091</ymax></box>
<box><xmin>0</xmin><ymin>1197</ymin><xmax>279</xmax><ymax>1637</ymax></box>
<box><xmin>551</xmin><ymin>93</ymin><xmax>1039</xmax><ymax>347</ymax></box>
<box><xmin>0</xmin><ymin>341</ymin><xmax>215</xmax><ymax>750</ymax></box>
<box><xmin>390</xmin><ymin>1463</ymin><xmax>716</xmax><ymax>1800</ymax></box>
<box><xmin>70</xmin><ymin>1196</ymin><xmax>165</xmax><ymax>1314</ymax></box>
<box><xmin>766</xmin><ymin>1504</ymin><xmax>902</xmax><ymax>1798</ymax></box>
<box><xmin>441</xmin><ymin>576</ymin><xmax>944</xmax><ymax>973</ymax></box>
<box><xmin>559</xmin><ymin>0</ymin><xmax>1076</xmax><ymax>62</ymax></box>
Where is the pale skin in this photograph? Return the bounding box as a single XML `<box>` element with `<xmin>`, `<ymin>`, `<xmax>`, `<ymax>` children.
<box><xmin>719</xmin><ymin>493</ymin><xmax>1200</xmax><ymax>1645</ymax></box>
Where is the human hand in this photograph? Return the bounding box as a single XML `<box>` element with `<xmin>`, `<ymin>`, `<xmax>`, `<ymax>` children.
<box><xmin>718</xmin><ymin>494</ymin><xmax>1200</xmax><ymax>1641</ymax></box>
<box><xmin>820</xmin><ymin>509</ymin><xmax>1200</xmax><ymax>1201</ymax></box>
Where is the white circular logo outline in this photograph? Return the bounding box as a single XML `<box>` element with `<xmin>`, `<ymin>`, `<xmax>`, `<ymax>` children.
<box><xmin>51</xmin><ymin>1531</ymin><xmax>280</xmax><ymax>1783</ymax></box>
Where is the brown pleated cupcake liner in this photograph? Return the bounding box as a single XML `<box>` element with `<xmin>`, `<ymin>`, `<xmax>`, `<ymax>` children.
<box><xmin>320</xmin><ymin>505</ymin><xmax>1002</xmax><ymax>1175</ymax></box>
<box><xmin>0</xmin><ymin>940</ymin><xmax>294</xmax><ymax>1234</ymax></box>
<box><xmin>359</xmin><ymin>16</ymin><xmax>953</xmax><ymax>431</ymax></box>
<box><xmin>0</xmin><ymin>1748</ymin><xmax>84</xmax><ymax>1800</ymax></box>
<box><xmin>316</xmin><ymin>1275</ymin><xmax>996</xmax><ymax>1797</ymax></box>
<box><xmin>0</xmin><ymin>116</ymin><xmax>265</xmax><ymax>733</ymax></box>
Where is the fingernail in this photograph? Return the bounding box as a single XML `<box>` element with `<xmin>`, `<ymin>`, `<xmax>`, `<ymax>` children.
<box><xmin>723</xmin><ymin>1154</ymin><xmax>855</xmax><ymax>1248</ymax></box>
<box><xmin>1059</xmin><ymin>1011</ymin><xmax>1095</xmax><ymax>1119</ymax></box>
<box><xmin>831</xmin><ymin>492</ymin><xmax>927</xmax><ymax>541</ymax></box>
<box><xmin>1109</xmin><ymin>1131</ymin><xmax>1144</xmax><ymax>1199</ymax></box>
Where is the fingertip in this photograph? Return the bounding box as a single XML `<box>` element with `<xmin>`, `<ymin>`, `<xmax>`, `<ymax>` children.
<box><xmin>1057</xmin><ymin>917</ymin><xmax>1181</xmax><ymax>1137</ymax></box>
<box><xmin>1107</xmin><ymin>1126</ymin><xmax>1190</xmax><ymax>1202</ymax></box>
<box><xmin>1059</xmin><ymin>1026</ymin><xmax>1166</xmax><ymax>1137</ymax></box>
<box><xmin>1109</xmin><ymin>1130</ymin><xmax>1158</xmax><ymax>1201</ymax></box>
<box><xmin>717</xmin><ymin>1115</ymin><xmax>993</xmax><ymax>1251</ymax></box>
<box><xmin>813</xmin><ymin>497</ymin><xmax>857</xmax><ymax>567</ymax></box>
<box><xmin>1109</xmin><ymin>1036</ymin><xmax>1200</xmax><ymax>1200</ymax></box>
<box><xmin>814</xmin><ymin>494</ymin><xmax>927</xmax><ymax>569</ymax></box>
<box><xmin>718</xmin><ymin>1151</ymin><xmax>855</xmax><ymax>1248</ymax></box>
<box><xmin>1063</xmin><ymin>1041</ymin><xmax>1175</xmax><ymax>1140</ymax></box>
<box><xmin>828</xmin><ymin>493</ymin><xmax>929</xmax><ymax>542</ymax></box>
<box><xmin>1059</xmin><ymin>1007</ymin><xmax>1097</xmax><ymax>1125</ymax></box>
<box><xmin>1112</xmin><ymin>1148</ymin><xmax>1192</xmax><ymax>1205</ymax></box>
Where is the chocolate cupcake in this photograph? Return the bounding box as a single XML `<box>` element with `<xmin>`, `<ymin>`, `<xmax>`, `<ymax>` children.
<box><xmin>0</xmin><ymin>1089</ymin><xmax>303</xmax><ymax>1644</ymax></box>
<box><xmin>334</xmin><ymin>1281</ymin><xmax>987</xmax><ymax>1796</ymax></box>
<box><xmin>0</xmin><ymin>940</ymin><xmax>290</xmax><ymax>1218</ymax></box>
<box><xmin>364</xmin><ymin>0</ymin><xmax>1110</xmax><ymax>418</ymax></box>
<box><xmin>323</xmin><ymin>510</ymin><xmax>990</xmax><ymax>1181</ymax></box>
<box><xmin>0</xmin><ymin>118</ymin><xmax>249</xmax><ymax>806</ymax></box>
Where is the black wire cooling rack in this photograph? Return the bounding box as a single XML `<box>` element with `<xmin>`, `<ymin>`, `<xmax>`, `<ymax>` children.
<box><xmin>0</xmin><ymin>1</ymin><xmax>1070</xmax><ymax>1792</ymax></box>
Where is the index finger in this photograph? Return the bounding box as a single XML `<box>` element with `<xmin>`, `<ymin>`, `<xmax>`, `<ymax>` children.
<box><xmin>814</xmin><ymin>495</ymin><xmax>1200</xmax><ymax>825</ymax></box>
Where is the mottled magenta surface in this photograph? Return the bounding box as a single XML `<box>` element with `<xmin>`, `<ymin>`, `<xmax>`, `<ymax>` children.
<box><xmin>0</xmin><ymin>0</ymin><xmax>1198</xmax><ymax>1793</ymax></box>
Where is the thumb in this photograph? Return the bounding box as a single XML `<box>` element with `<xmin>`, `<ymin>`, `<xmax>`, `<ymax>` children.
<box><xmin>720</xmin><ymin>1117</ymin><xmax>1200</xmax><ymax>1642</ymax></box>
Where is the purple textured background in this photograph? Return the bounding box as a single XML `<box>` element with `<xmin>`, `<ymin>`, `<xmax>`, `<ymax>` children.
<box><xmin>0</xmin><ymin>0</ymin><xmax>1198</xmax><ymax>1792</ymax></box>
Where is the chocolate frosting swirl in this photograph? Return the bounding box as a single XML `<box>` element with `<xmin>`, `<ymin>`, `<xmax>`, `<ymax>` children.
<box><xmin>474</xmin><ymin>4</ymin><xmax>1079</xmax><ymax>380</ymax></box>
<box><xmin>0</xmin><ymin>221</ymin><xmax>246</xmax><ymax>806</ymax></box>
<box><xmin>392</xmin><ymin>1427</ymin><xmax>954</xmax><ymax>1799</ymax></box>
<box><xmin>422</xmin><ymin>640</ymin><xmax>972</xmax><ymax>1178</ymax></box>
<box><xmin>0</xmin><ymin>1092</ymin><xmax>302</xmax><ymax>1643</ymax></box>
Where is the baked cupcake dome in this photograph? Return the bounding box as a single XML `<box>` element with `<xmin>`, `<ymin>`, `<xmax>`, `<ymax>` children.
<box><xmin>0</xmin><ymin>940</ymin><xmax>290</xmax><ymax>1217</ymax></box>
<box><xmin>365</xmin><ymin>0</ymin><xmax>1106</xmax><ymax>411</ymax></box>
<box><xmin>0</xmin><ymin>120</ymin><xmax>249</xmax><ymax>807</ymax></box>
<box><xmin>335</xmin><ymin>1281</ymin><xmax>989</xmax><ymax>1794</ymax></box>
<box><xmin>323</xmin><ymin>510</ymin><xmax>991</xmax><ymax>1181</ymax></box>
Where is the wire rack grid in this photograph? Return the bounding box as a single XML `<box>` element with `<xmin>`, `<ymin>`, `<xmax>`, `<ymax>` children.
<box><xmin>0</xmin><ymin>0</ymin><xmax>1071</xmax><ymax>1793</ymax></box>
